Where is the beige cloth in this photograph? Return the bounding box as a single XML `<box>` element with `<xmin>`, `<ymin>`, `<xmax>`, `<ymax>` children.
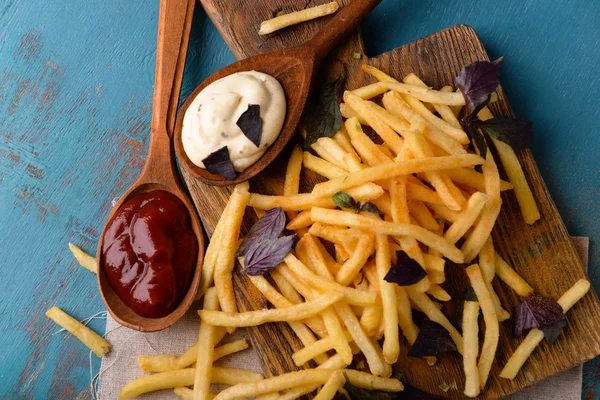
<box><xmin>98</xmin><ymin>237</ymin><xmax>589</xmax><ymax>399</ymax></box>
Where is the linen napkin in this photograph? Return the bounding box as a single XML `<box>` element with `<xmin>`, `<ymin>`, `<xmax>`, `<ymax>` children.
<box><xmin>98</xmin><ymin>237</ymin><xmax>590</xmax><ymax>399</ymax></box>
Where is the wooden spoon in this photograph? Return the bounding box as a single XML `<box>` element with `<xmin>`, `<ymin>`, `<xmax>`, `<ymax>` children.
<box><xmin>174</xmin><ymin>0</ymin><xmax>381</xmax><ymax>186</ymax></box>
<box><xmin>96</xmin><ymin>0</ymin><xmax>204</xmax><ymax>332</ymax></box>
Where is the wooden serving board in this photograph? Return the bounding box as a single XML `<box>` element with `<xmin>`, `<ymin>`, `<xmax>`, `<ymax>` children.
<box><xmin>181</xmin><ymin>0</ymin><xmax>600</xmax><ymax>398</ymax></box>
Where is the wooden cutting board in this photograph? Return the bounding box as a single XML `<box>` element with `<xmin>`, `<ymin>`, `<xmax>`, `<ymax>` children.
<box><xmin>181</xmin><ymin>0</ymin><xmax>600</xmax><ymax>398</ymax></box>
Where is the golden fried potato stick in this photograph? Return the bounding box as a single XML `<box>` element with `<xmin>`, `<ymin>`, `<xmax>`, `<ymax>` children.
<box><xmin>214</xmin><ymin>182</ymin><xmax>250</xmax><ymax>319</ymax></box>
<box><xmin>68</xmin><ymin>243</ymin><xmax>96</xmax><ymax>273</ymax></box>
<box><xmin>193</xmin><ymin>287</ymin><xmax>219</xmax><ymax>400</ymax></box>
<box><xmin>46</xmin><ymin>306</ymin><xmax>110</xmax><ymax>357</ymax></box>
<box><xmin>199</xmin><ymin>291</ymin><xmax>343</xmax><ymax>327</ymax></box>
<box><xmin>375</xmin><ymin>234</ymin><xmax>400</xmax><ymax>363</ymax></box>
<box><xmin>494</xmin><ymin>254</ymin><xmax>533</xmax><ymax>297</ymax></box>
<box><xmin>314</xmin><ymin>370</ymin><xmax>346</xmax><ymax>400</ymax></box>
<box><xmin>465</xmin><ymin>264</ymin><xmax>498</xmax><ymax>389</ymax></box>
<box><xmin>258</xmin><ymin>2</ymin><xmax>339</xmax><ymax>35</ymax></box>
<box><xmin>500</xmin><ymin>279</ymin><xmax>591</xmax><ymax>380</ymax></box>
<box><xmin>463</xmin><ymin>300</ymin><xmax>481</xmax><ymax>398</ymax></box>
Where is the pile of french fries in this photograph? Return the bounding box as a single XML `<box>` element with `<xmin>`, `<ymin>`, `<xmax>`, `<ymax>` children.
<box><xmin>115</xmin><ymin>65</ymin><xmax>590</xmax><ymax>398</ymax></box>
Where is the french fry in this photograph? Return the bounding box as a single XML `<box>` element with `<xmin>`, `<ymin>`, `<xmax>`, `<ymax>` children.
<box><xmin>461</xmin><ymin>153</ymin><xmax>502</xmax><ymax>262</ymax></box>
<box><xmin>138</xmin><ymin>334</ymin><xmax>240</xmax><ymax>373</ymax></box>
<box><xmin>500</xmin><ymin>277</ymin><xmax>592</xmax><ymax>383</ymax></box>
<box><xmin>404</xmin><ymin>75</ymin><xmax>462</xmax><ymax>129</ymax></box>
<box><xmin>333</xmin><ymin>128</ymin><xmax>357</xmax><ymax>155</ymax></box>
<box><xmin>258</xmin><ymin>2</ymin><xmax>339</xmax><ymax>35</ymax></box>
<box><xmin>395</xmin><ymin>286</ymin><xmax>419</xmax><ymax>344</ymax></box>
<box><xmin>340</xmin><ymin>102</ymin><xmax>368</xmax><ymax>124</ymax></box>
<box><xmin>308</xmin><ymin>223</ymin><xmax>360</xmax><ymax>255</ymax></box>
<box><xmin>317</xmin><ymin>137</ymin><xmax>350</xmax><ymax>168</ymax></box>
<box><xmin>248</xmin><ymin>273</ymin><xmax>328</xmax><ymax>340</ymax></box>
<box><xmin>286</xmin><ymin>210</ymin><xmax>312</xmax><ymax>230</ymax></box>
<box><xmin>284</xmin><ymin>145</ymin><xmax>304</xmax><ymax>220</ymax></box>
<box><xmin>343</xmin><ymin>93</ymin><xmax>405</xmax><ymax>155</ymax></box>
<box><xmin>283</xmin><ymin>254</ymin><xmax>376</xmax><ymax>306</ymax></box>
<box><xmin>408</xmin><ymin>199</ymin><xmax>439</xmax><ymax>231</ymax></box>
<box><xmin>303</xmin><ymin>151</ymin><xmax>347</xmax><ymax>179</ymax></box>
<box><xmin>214</xmin><ymin>182</ymin><xmax>250</xmax><ymax>318</ymax></box>
<box><xmin>407</xmin><ymin>289</ymin><xmax>463</xmax><ymax>354</ymax></box>
<box><xmin>193</xmin><ymin>287</ymin><xmax>219</xmax><ymax>400</ymax></box>
<box><xmin>270</xmin><ymin>269</ymin><xmax>304</xmax><ymax>305</ymax></box>
<box><xmin>199</xmin><ymin>290</ymin><xmax>343</xmax><ymax>327</ymax></box>
<box><xmin>479</xmin><ymin>107</ymin><xmax>539</xmax><ymax>224</ymax></box>
<box><xmin>375</xmin><ymin>234</ymin><xmax>400</xmax><ymax>363</ymax></box>
<box><xmin>360</xmin><ymin>286</ymin><xmax>383</xmax><ymax>335</ymax></box>
<box><xmin>215</xmin><ymin>369</ymin><xmax>402</xmax><ymax>400</ymax></box>
<box><xmin>463</xmin><ymin>300</ymin><xmax>481</xmax><ymax>398</ymax></box>
<box><xmin>443</xmin><ymin>192</ymin><xmax>488</xmax><ymax>244</ymax></box>
<box><xmin>292</xmin><ymin>330</ymin><xmax>353</xmax><ymax>367</ymax></box>
<box><xmin>377</xmin><ymin>81</ymin><xmax>466</xmax><ymax>105</ymax></box>
<box><xmin>494</xmin><ymin>254</ymin><xmax>534</xmax><ymax>297</ymax></box>
<box><xmin>314</xmin><ymin>371</ymin><xmax>346</xmax><ymax>400</ymax></box>
<box><xmin>250</xmin><ymin>183</ymin><xmax>384</xmax><ymax>211</ymax></box>
<box><xmin>198</xmin><ymin>200</ymin><xmax>232</xmax><ymax>299</ymax></box>
<box><xmin>174</xmin><ymin>387</ymin><xmax>206</xmax><ymax>400</ymax></box>
<box><xmin>479</xmin><ymin>237</ymin><xmax>496</xmax><ymax>283</ymax></box>
<box><xmin>46</xmin><ymin>307</ymin><xmax>111</xmax><ymax>357</ymax></box>
<box><xmin>335</xmin><ymin>233</ymin><xmax>375</xmax><ymax>286</ymax></box>
<box><xmin>441</xmin><ymin>86</ymin><xmax>463</xmax><ymax>117</ymax></box>
<box><xmin>443</xmin><ymin>168</ymin><xmax>513</xmax><ymax>192</ymax></box>
<box><xmin>68</xmin><ymin>243</ymin><xmax>96</xmax><ymax>273</ymax></box>
<box><xmin>310</xmin><ymin>208</ymin><xmax>464</xmax><ymax>263</ymax></box>
<box><xmin>312</xmin><ymin>141</ymin><xmax>346</xmax><ymax>169</ymax></box>
<box><xmin>427</xmin><ymin>284</ymin><xmax>451</xmax><ymax>301</ymax></box>
<box><xmin>334</xmin><ymin>303</ymin><xmax>388</xmax><ymax>376</ymax></box>
<box><xmin>300</xmin><ymin>236</ymin><xmax>354</xmax><ymax>365</ymax></box>
<box><xmin>465</xmin><ymin>264</ymin><xmax>498</xmax><ymax>389</ymax></box>
<box><xmin>121</xmin><ymin>367</ymin><xmax>262</xmax><ymax>400</ymax></box>
<box><xmin>311</xmin><ymin>154</ymin><xmax>483</xmax><ymax>198</ymax></box>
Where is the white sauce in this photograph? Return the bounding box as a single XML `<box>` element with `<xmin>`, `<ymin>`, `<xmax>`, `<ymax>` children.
<box><xmin>182</xmin><ymin>71</ymin><xmax>286</xmax><ymax>172</ymax></box>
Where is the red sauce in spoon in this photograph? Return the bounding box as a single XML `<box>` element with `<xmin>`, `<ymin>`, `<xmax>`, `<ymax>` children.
<box><xmin>101</xmin><ymin>190</ymin><xmax>198</xmax><ymax>318</ymax></box>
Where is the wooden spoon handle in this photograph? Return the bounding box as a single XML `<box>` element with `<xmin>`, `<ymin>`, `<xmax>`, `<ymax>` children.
<box><xmin>304</xmin><ymin>0</ymin><xmax>381</xmax><ymax>66</ymax></box>
<box><xmin>151</xmin><ymin>0</ymin><xmax>196</xmax><ymax>139</ymax></box>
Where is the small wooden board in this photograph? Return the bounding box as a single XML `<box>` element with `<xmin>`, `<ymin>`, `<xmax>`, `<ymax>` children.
<box><xmin>181</xmin><ymin>0</ymin><xmax>600</xmax><ymax>398</ymax></box>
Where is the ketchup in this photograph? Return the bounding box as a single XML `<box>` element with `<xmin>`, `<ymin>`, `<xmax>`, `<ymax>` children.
<box><xmin>102</xmin><ymin>190</ymin><xmax>198</xmax><ymax>318</ymax></box>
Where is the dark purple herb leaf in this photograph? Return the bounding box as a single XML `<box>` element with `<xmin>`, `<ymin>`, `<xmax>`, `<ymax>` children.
<box><xmin>408</xmin><ymin>320</ymin><xmax>457</xmax><ymax>357</ymax></box>
<box><xmin>202</xmin><ymin>146</ymin><xmax>236</xmax><ymax>180</ymax></box>
<box><xmin>333</xmin><ymin>192</ymin><xmax>356</xmax><ymax>210</ymax></box>
<box><xmin>303</xmin><ymin>75</ymin><xmax>344</xmax><ymax>148</ymax></box>
<box><xmin>467</xmin><ymin>126</ymin><xmax>488</xmax><ymax>157</ymax></box>
<box><xmin>514</xmin><ymin>294</ymin><xmax>566</xmax><ymax>337</ymax></box>
<box><xmin>236</xmin><ymin>104</ymin><xmax>262</xmax><ymax>147</ymax></box>
<box><xmin>243</xmin><ymin>234</ymin><xmax>297</xmax><ymax>275</ymax></box>
<box><xmin>455</xmin><ymin>57</ymin><xmax>503</xmax><ymax>116</ymax></box>
<box><xmin>475</xmin><ymin>116</ymin><xmax>534</xmax><ymax>151</ymax></box>
<box><xmin>235</xmin><ymin>208</ymin><xmax>286</xmax><ymax>257</ymax></box>
<box><xmin>541</xmin><ymin>319</ymin><xmax>567</xmax><ymax>345</ymax></box>
<box><xmin>384</xmin><ymin>251</ymin><xmax>427</xmax><ymax>286</ymax></box>
<box><xmin>360</xmin><ymin>202</ymin><xmax>383</xmax><ymax>216</ymax></box>
<box><xmin>464</xmin><ymin>287</ymin><xmax>478</xmax><ymax>302</ymax></box>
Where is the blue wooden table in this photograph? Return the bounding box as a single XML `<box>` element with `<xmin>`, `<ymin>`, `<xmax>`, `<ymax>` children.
<box><xmin>1</xmin><ymin>0</ymin><xmax>598</xmax><ymax>398</ymax></box>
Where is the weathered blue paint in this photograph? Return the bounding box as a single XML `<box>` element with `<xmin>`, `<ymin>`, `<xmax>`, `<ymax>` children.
<box><xmin>0</xmin><ymin>0</ymin><xmax>597</xmax><ymax>398</ymax></box>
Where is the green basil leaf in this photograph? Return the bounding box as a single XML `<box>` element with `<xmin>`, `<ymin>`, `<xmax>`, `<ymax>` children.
<box><xmin>303</xmin><ymin>74</ymin><xmax>344</xmax><ymax>148</ymax></box>
<box><xmin>333</xmin><ymin>192</ymin><xmax>356</xmax><ymax>210</ymax></box>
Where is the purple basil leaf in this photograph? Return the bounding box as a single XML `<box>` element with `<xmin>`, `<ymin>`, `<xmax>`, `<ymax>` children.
<box><xmin>476</xmin><ymin>116</ymin><xmax>534</xmax><ymax>151</ymax></box>
<box><xmin>541</xmin><ymin>319</ymin><xmax>567</xmax><ymax>345</ymax></box>
<box><xmin>202</xmin><ymin>146</ymin><xmax>236</xmax><ymax>180</ymax></box>
<box><xmin>408</xmin><ymin>320</ymin><xmax>457</xmax><ymax>357</ymax></box>
<box><xmin>384</xmin><ymin>250</ymin><xmax>427</xmax><ymax>286</ymax></box>
<box><xmin>464</xmin><ymin>287</ymin><xmax>478</xmax><ymax>302</ymax></box>
<box><xmin>514</xmin><ymin>294</ymin><xmax>566</xmax><ymax>337</ymax></box>
<box><xmin>467</xmin><ymin>126</ymin><xmax>488</xmax><ymax>157</ymax></box>
<box><xmin>303</xmin><ymin>74</ymin><xmax>344</xmax><ymax>148</ymax></box>
<box><xmin>455</xmin><ymin>57</ymin><xmax>504</xmax><ymax>116</ymax></box>
<box><xmin>243</xmin><ymin>234</ymin><xmax>297</xmax><ymax>276</ymax></box>
<box><xmin>235</xmin><ymin>208</ymin><xmax>286</xmax><ymax>257</ymax></box>
<box><xmin>236</xmin><ymin>104</ymin><xmax>262</xmax><ymax>147</ymax></box>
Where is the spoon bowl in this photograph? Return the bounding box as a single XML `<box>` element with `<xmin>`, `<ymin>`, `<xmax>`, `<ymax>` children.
<box><xmin>175</xmin><ymin>0</ymin><xmax>381</xmax><ymax>186</ymax></box>
<box><xmin>97</xmin><ymin>0</ymin><xmax>202</xmax><ymax>332</ymax></box>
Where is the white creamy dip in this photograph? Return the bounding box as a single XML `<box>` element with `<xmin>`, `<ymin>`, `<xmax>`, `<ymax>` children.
<box><xmin>182</xmin><ymin>70</ymin><xmax>286</xmax><ymax>172</ymax></box>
